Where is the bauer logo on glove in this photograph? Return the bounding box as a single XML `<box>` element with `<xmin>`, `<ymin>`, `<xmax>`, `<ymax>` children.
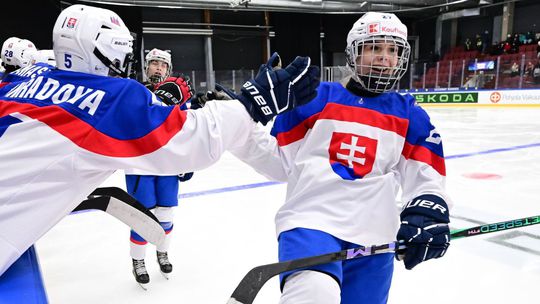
<box><xmin>154</xmin><ymin>76</ymin><xmax>194</xmax><ymax>106</ymax></box>
<box><xmin>396</xmin><ymin>194</ymin><xmax>450</xmax><ymax>270</ymax></box>
<box><xmin>235</xmin><ymin>52</ymin><xmax>320</xmax><ymax>125</ymax></box>
<box><xmin>242</xmin><ymin>81</ymin><xmax>273</xmax><ymax>116</ymax></box>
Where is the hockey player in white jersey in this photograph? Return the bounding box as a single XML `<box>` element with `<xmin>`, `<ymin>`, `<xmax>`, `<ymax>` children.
<box><xmin>125</xmin><ymin>48</ymin><xmax>195</xmax><ymax>286</ymax></box>
<box><xmin>0</xmin><ymin>4</ymin><xmax>319</xmax><ymax>277</ymax></box>
<box><xmin>230</xmin><ymin>12</ymin><xmax>451</xmax><ymax>303</ymax></box>
<box><xmin>1</xmin><ymin>37</ymin><xmax>38</xmax><ymax>79</ymax></box>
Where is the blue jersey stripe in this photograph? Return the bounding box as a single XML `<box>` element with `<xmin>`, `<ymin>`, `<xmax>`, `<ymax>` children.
<box><xmin>0</xmin><ymin>115</ymin><xmax>22</xmax><ymax>138</ymax></box>
<box><xmin>272</xmin><ymin>82</ymin><xmax>414</xmax><ymax>136</ymax></box>
<box><xmin>271</xmin><ymin>82</ymin><xmax>443</xmax><ymax>158</ymax></box>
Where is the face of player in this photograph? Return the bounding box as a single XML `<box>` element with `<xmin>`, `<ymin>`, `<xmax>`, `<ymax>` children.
<box><xmin>146</xmin><ymin>60</ymin><xmax>169</xmax><ymax>79</ymax></box>
<box><xmin>355</xmin><ymin>40</ymin><xmax>399</xmax><ymax>76</ymax></box>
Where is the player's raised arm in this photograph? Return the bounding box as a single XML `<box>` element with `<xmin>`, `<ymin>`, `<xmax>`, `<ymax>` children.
<box><xmin>0</xmin><ymin>3</ymin><xmax>320</xmax><ymax>277</ymax></box>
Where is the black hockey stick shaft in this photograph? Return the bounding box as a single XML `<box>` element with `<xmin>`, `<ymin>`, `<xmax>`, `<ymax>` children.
<box><xmin>89</xmin><ymin>187</ymin><xmax>139</xmax><ymax>205</ymax></box>
<box><xmin>228</xmin><ymin>214</ymin><xmax>540</xmax><ymax>304</ymax></box>
<box><xmin>227</xmin><ymin>242</ymin><xmax>403</xmax><ymax>304</ymax></box>
<box><xmin>74</xmin><ymin>187</ymin><xmax>158</xmax><ymax>222</ymax></box>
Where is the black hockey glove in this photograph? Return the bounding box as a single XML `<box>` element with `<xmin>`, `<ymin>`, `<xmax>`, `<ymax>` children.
<box><xmin>236</xmin><ymin>52</ymin><xmax>320</xmax><ymax>125</ymax></box>
<box><xmin>154</xmin><ymin>76</ymin><xmax>194</xmax><ymax>107</ymax></box>
<box><xmin>189</xmin><ymin>83</ymin><xmax>238</xmax><ymax>110</ymax></box>
<box><xmin>189</xmin><ymin>92</ymin><xmax>209</xmax><ymax>110</ymax></box>
<box><xmin>188</xmin><ymin>84</ymin><xmax>234</xmax><ymax>109</ymax></box>
<box><xmin>177</xmin><ymin>172</ymin><xmax>193</xmax><ymax>182</ymax></box>
<box><xmin>396</xmin><ymin>194</ymin><xmax>450</xmax><ymax>270</ymax></box>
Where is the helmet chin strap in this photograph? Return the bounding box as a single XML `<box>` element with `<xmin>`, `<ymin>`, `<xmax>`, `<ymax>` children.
<box><xmin>93</xmin><ymin>48</ymin><xmax>130</xmax><ymax>78</ymax></box>
<box><xmin>359</xmin><ymin>74</ymin><xmax>395</xmax><ymax>93</ymax></box>
<box><xmin>349</xmin><ymin>63</ymin><xmax>396</xmax><ymax>94</ymax></box>
<box><xmin>346</xmin><ymin>77</ymin><xmax>380</xmax><ymax>97</ymax></box>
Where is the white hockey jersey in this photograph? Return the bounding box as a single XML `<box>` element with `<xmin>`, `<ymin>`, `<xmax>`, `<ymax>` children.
<box><xmin>0</xmin><ymin>65</ymin><xmax>254</xmax><ymax>275</ymax></box>
<box><xmin>232</xmin><ymin>81</ymin><xmax>450</xmax><ymax>246</ymax></box>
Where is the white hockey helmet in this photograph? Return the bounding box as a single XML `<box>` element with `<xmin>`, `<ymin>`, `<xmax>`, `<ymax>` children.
<box><xmin>345</xmin><ymin>12</ymin><xmax>411</xmax><ymax>93</ymax></box>
<box><xmin>1</xmin><ymin>37</ymin><xmax>38</xmax><ymax>69</ymax></box>
<box><xmin>30</xmin><ymin>49</ymin><xmax>57</xmax><ymax>67</ymax></box>
<box><xmin>145</xmin><ymin>48</ymin><xmax>172</xmax><ymax>83</ymax></box>
<box><xmin>52</xmin><ymin>4</ymin><xmax>134</xmax><ymax>77</ymax></box>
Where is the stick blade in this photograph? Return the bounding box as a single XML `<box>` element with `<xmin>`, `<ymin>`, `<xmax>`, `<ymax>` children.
<box><xmin>228</xmin><ymin>263</ymin><xmax>283</xmax><ymax>304</ymax></box>
<box><xmin>105</xmin><ymin>197</ymin><xmax>165</xmax><ymax>245</ymax></box>
<box><xmin>74</xmin><ymin>187</ymin><xmax>166</xmax><ymax>246</ymax></box>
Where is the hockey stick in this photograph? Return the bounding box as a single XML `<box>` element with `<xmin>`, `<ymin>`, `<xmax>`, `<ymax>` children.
<box><xmin>73</xmin><ymin>187</ymin><xmax>166</xmax><ymax>246</ymax></box>
<box><xmin>227</xmin><ymin>215</ymin><xmax>540</xmax><ymax>304</ymax></box>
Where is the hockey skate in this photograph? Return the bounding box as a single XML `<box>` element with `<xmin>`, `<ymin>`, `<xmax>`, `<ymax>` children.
<box><xmin>157</xmin><ymin>251</ymin><xmax>173</xmax><ymax>279</ymax></box>
<box><xmin>132</xmin><ymin>259</ymin><xmax>150</xmax><ymax>290</ymax></box>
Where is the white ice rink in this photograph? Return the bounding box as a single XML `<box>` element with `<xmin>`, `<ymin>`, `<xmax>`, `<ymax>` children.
<box><xmin>36</xmin><ymin>105</ymin><xmax>540</xmax><ymax>304</ymax></box>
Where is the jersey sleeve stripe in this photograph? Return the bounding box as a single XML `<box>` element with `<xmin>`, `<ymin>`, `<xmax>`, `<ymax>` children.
<box><xmin>276</xmin><ymin>113</ymin><xmax>319</xmax><ymax>146</ymax></box>
<box><xmin>0</xmin><ymin>100</ymin><xmax>187</xmax><ymax>157</ymax></box>
<box><xmin>402</xmin><ymin>141</ymin><xmax>446</xmax><ymax>176</ymax></box>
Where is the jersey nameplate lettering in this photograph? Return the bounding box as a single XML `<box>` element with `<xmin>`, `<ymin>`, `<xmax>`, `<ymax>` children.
<box><xmin>5</xmin><ymin>76</ymin><xmax>105</xmax><ymax>116</ymax></box>
<box><xmin>11</xmin><ymin>65</ymin><xmax>50</xmax><ymax>78</ymax></box>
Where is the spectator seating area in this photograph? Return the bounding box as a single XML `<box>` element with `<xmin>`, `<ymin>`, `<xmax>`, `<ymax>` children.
<box><xmin>413</xmin><ymin>44</ymin><xmax>540</xmax><ymax>89</ymax></box>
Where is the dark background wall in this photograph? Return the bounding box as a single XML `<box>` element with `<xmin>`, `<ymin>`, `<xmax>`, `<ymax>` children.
<box><xmin>141</xmin><ymin>8</ymin><xmax>205</xmax><ymax>71</ymax></box>
<box><xmin>514</xmin><ymin>2</ymin><xmax>540</xmax><ymax>34</ymax></box>
<box><xmin>0</xmin><ymin>0</ymin><xmax>60</xmax><ymax>50</ymax></box>
<box><xmin>211</xmin><ymin>10</ymin><xmax>267</xmax><ymax>70</ymax></box>
<box><xmin>409</xmin><ymin>18</ymin><xmax>437</xmax><ymax>61</ymax></box>
<box><xmin>457</xmin><ymin>16</ymin><xmax>493</xmax><ymax>45</ymax></box>
<box><xmin>271</xmin><ymin>13</ymin><xmax>321</xmax><ymax>66</ymax></box>
<box><xmin>1</xmin><ymin>0</ymin><xmax>539</xmax><ymax>73</ymax></box>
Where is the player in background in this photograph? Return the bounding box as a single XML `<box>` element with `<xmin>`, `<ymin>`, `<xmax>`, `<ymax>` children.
<box><xmin>125</xmin><ymin>48</ymin><xmax>195</xmax><ymax>286</ymax></box>
<box><xmin>1</xmin><ymin>37</ymin><xmax>38</xmax><ymax>80</ymax></box>
<box><xmin>229</xmin><ymin>12</ymin><xmax>451</xmax><ymax>303</ymax></box>
<box><xmin>143</xmin><ymin>48</ymin><xmax>171</xmax><ymax>86</ymax></box>
<box><xmin>0</xmin><ymin>4</ymin><xmax>319</xmax><ymax>277</ymax></box>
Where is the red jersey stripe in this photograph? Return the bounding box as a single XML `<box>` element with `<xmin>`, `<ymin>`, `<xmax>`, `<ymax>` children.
<box><xmin>402</xmin><ymin>142</ymin><xmax>446</xmax><ymax>176</ymax></box>
<box><xmin>276</xmin><ymin>113</ymin><xmax>319</xmax><ymax>146</ymax></box>
<box><xmin>276</xmin><ymin>102</ymin><xmax>409</xmax><ymax>146</ymax></box>
<box><xmin>0</xmin><ymin>100</ymin><xmax>187</xmax><ymax>157</ymax></box>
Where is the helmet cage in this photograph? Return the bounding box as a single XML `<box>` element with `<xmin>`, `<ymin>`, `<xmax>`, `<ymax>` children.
<box><xmin>93</xmin><ymin>48</ymin><xmax>133</xmax><ymax>78</ymax></box>
<box><xmin>346</xmin><ymin>35</ymin><xmax>410</xmax><ymax>93</ymax></box>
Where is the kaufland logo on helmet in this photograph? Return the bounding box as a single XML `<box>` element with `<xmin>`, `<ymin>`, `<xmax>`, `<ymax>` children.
<box><xmin>381</xmin><ymin>26</ymin><xmax>406</xmax><ymax>37</ymax></box>
<box><xmin>368</xmin><ymin>23</ymin><xmax>380</xmax><ymax>34</ymax></box>
<box><xmin>66</xmin><ymin>18</ymin><xmax>77</xmax><ymax>29</ymax></box>
<box><xmin>368</xmin><ymin>22</ymin><xmax>406</xmax><ymax>37</ymax></box>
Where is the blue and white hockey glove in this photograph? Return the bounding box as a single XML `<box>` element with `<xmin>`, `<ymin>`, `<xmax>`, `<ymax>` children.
<box><xmin>396</xmin><ymin>194</ymin><xmax>450</xmax><ymax>270</ymax></box>
<box><xmin>236</xmin><ymin>52</ymin><xmax>320</xmax><ymax>125</ymax></box>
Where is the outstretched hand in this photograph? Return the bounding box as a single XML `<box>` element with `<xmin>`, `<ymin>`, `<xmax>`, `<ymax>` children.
<box><xmin>154</xmin><ymin>75</ymin><xmax>194</xmax><ymax>106</ymax></box>
<box><xmin>236</xmin><ymin>52</ymin><xmax>320</xmax><ymax>125</ymax></box>
<box><xmin>189</xmin><ymin>83</ymin><xmax>234</xmax><ymax>109</ymax></box>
